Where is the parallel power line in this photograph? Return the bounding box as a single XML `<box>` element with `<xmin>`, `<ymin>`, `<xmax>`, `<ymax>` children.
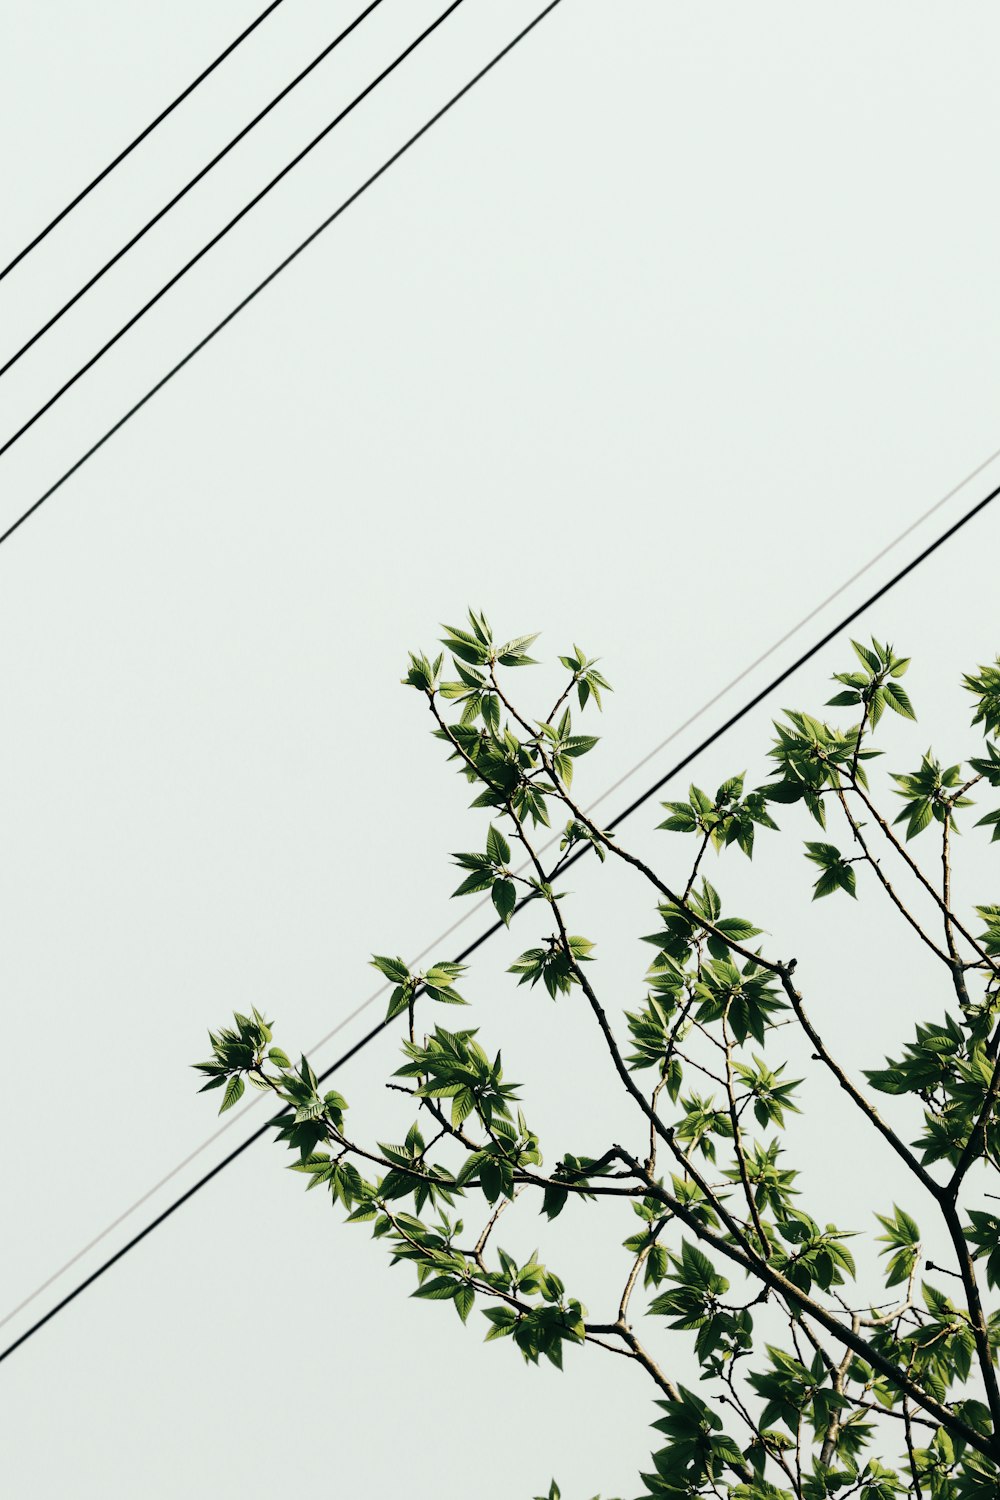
<box><xmin>0</xmin><ymin>0</ymin><xmax>387</xmax><ymax>382</ymax></box>
<box><xmin>0</xmin><ymin>0</ymin><xmax>469</xmax><ymax>462</ymax></box>
<box><xmin>0</xmin><ymin>472</ymin><xmax>996</xmax><ymax>1369</ymax></box>
<box><xmin>0</xmin><ymin>0</ymin><xmax>289</xmax><ymax>286</ymax></box>
<box><xmin>0</xmin><ymin>0</ymin><xmax>565</xmax><ymax>553</ymax></box>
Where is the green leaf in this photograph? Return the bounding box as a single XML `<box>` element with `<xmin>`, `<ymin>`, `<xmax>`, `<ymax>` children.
<box><xmin>975</xmin><ymin>806</ymin><xmax>1000</xmax><ymax>843</ymax></box>
<box><xmin>563</xmin><ymin>735</ymin><xmax>599</xmax><ymax>758</ymax></box>
<box><xmin>441</xmin><ymin>623</ymin><xmax>490</xmax><ymax>665</ymax></box>
<box><xmin>483</xmin><ymin>1306</ymin><xmax>518</xmax><ymax>1340</ymax></box>
<box><xmin>964</xmin><ymin>655</ymin><xmax>1000</xmax><ymax>738</ymax></box>
<box><xmin>453</xmin><ymin>1282</ymin><xmax>475</xmax><ymax>1323</ymax></box>
<box><xmin>883</xmin><ymin>682</ymin><xmax>916</xmax><ymax>720</ymax></box>
<box><xmin>851</xmin><ymin>639</ymin><xmax>881</xmax><ymax>673</ymax></box>
<box><xmin>219</xmin><ymin>1074</ymin><xmax>245</xmax><ymax>1114</ymax></box>
<box><xmin>411</xmin><ymin>1276</ymin><xmax>459</xmax><ymax>1301</ymax></box>
<box><xmin>371</xmin><ymin>954</ymin><xmax>410</xmax><ymax>983</ymax></box>
<box><xmin>492</xmin><ymin>878</ymin><xmax>517</xmax><ymax>926</ymax></box>
<box><xmin>486</xmin><ymin>824</ymin><xmax>511</xmax><ymax>865</ymax></box>
<box><xmin>804</xmin><ymin>841</ymin><xmax>857</xmax><ymax>899</ymax></box>
<box><xmin>496</xmin><ymin>632</ymin><xmax>540</xmax><ymax>665</ymax></box>
<box><xmin>452</xmin><ymin>868</ymin><xmax>496</xmax><ymax>897</ymax></box>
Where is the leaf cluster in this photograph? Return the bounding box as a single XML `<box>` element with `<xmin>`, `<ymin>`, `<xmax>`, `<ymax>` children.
<box><xmin>891</xmin><ymin>753</ymin><xmax>974</xmax><ymax>842</ymax></box>
<box><xmin>826</xmin><ymin>638</ymin><xmax>914</xmax><ymax>727</ymax></box>
<box><xmin>660</xmin><ymin>773</ymin><xmax>778</xmax><ymax>859</ymax></box>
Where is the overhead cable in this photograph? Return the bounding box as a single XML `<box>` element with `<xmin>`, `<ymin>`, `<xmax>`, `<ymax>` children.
<box><xmin>0</xmin><ymin>0</ymin><xmax>387</xmax><ymax>382</ymax></box>
<box><xmin>0</xmin><ymin>0</ymin><xmax>289</xmax><ymax>285</ymax></box>
<box><xmin>0</xmin><ymin>0</ymin><xmax>469</xmax><ymax>462</ymax></box>
<box><xmin>0</xmin><ymin>0</ymin><xmax>563</xmax><ymax>552</ymax></box>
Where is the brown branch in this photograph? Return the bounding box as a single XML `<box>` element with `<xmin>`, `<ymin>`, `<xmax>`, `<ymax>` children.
<box><xmin>776</xmin><ymin>965</ymin><xmax>944</xmax><ymax>1200</ymax></box>
<box><xmin>647</xmin><ymin>1071</ymin><xmax>670</xmax><ymax>1175</ymax></box>
<box><xmin>849</xmin><ymin>698</ymin><xmax>870</xmax><ymax>784</ymax></box>
<box><xmin>723</xmin><ymin>1015</ymin><xmax>771</xmax><ymax>1255</ymax></box>
<box><xmin>720</xmin><ymin>1371</ymin><xmax>800</xmax><ymax>1494</ymax></box>
<box><xmin>618</xmin><ymin>1216</ymin><xmax>667</xmax><ymax>1326</ymax></box>
<box><xmin>544</xmin><ymin>673</ymin><xmax>579</xmax><ymax>728</ymax></box>
<box><xmin>847</xmin><ymin>777</ymin><xmax>998</xmax><ymax>977</ymax></box>
<box><xmin>834</xmin><ymin>782</ymin><xmax>952</xmax><ymax>965</ymax></box>
<box><xmin>619</xmin><ymin>1325</ymin><xmax>681</xmax><ymax>1404</ymax></box>
<box><xmin>903</xmin><ymin>1395</ymin><xmax>924</xmax><ymax>1500</ymax></box>
<box><xmin>649</xmin><ymin>989</ymin><xmax>697</xmax><ymax>1172</ymax></box>
<box><xmin>487</xmin><ymin>665</ymin><xmax>538</xmax><ymax>742</ymax></box>
<box><xmin>941</xmin><ymin>819</ymin><xmax>973</xmax><ymax>1009</ymax></box>
<box><xmin>613</xmin><ymin>1148</ymin><xmax>1000</xmax><ymax>1463</ymax></box>
<box><xmin>938</xmin><ymin>1193</ymin><xmax>1000</xmax><ymax>1432</ymax></box>
<box><xmin>949</xmin><ymin>1068</ymin><xmax>1000</xmax><ymax>1198</ymax></box>
<box><xmin>473</xmin><ymin>1190</ymin><xmax>518</xmax><ymax>1263</ymax></box>
<box><xmin>684</xmin><ymin>829</ymin><xmax>712</xmax><ymax>901</ymax></box>
<box><xmin>820</xmin><ymin>1318</ymin><xmax>859</xmax><ymax>1466</ymax></box>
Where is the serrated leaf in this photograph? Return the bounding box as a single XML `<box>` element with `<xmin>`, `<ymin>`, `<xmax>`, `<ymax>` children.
<box><xmin>411</xmin><ymin>1277</ymin><xmax>458</xmax><ymax>1301</ymax></box>
<box><xmin>219</xmin><ymin>1074</ymin><xmax>245</xmax><ymax>1114</ymax></box>
<box><xmin>883</xmin><ymin>682</ymin><xmax>916</xmax><ymax>719</ymax></box>
<box><xmin>453</xmin><ymin>1282</ymin><xmax>475</xmax><ymax>1322</ymax></box>
<box><xmin>486</xmin><ymin>825</ymin><xmax>511</xmax><ymax>866</ymax></box>
<box><xmin>371</xmin><ymin>954</ymin><xmax>410</xmax><ymax>983</ymax></box>
<box><xmin>492</xmin><ymin>878</ymin><xmax>517</xmax><ymax>926</ymax></box>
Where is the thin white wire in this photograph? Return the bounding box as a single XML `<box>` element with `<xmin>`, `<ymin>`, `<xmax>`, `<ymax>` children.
<box><xmin>4</xmin><ymin>440</ymin><xmax>998</xmax><ymax>1334</ymax></box>
<box><xmin>581</xmin><ymin>441</ymin><xmax>1000</xmax><ymax>817</ymax></box>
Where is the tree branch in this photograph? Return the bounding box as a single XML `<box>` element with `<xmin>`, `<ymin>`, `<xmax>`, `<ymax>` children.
<box><xmin>614</xmin><ymin>1148</ymin><xmax>1000</xmax><ymax>1463</ymax></box>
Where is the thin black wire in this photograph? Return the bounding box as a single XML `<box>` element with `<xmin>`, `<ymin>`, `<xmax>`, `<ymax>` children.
<box><xmin>600</xmin><ymin>480</ymin><xmax>1000</xmax><ymax>831</ymax></box>
<box><xmin>0</xmin><ymin>0</ymin><xmax>387</xmax><ymax>383</ymax></box>
<box><xmin>0</xmin><ymin>0</ymin><xmax>563</xmax><ymax>554</ymax></box>
<box><xmin>1</xmin><ymin>477</ymin><xmax>995</xmax><ymax>1369</ymax></box>
<box><xmin>0</xmin><ymin>0</ymin><xmax>288</xmax><ymax>287</ymax></box>
<box><xmin>0</xmin><ymin>0</ymin><xmax>468</xmax><ymax>463</ymax></box>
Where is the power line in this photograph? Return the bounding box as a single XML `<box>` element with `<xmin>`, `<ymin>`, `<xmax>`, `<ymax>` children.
<box><xmin>1</xmin><ymin>472</ymin><xmax>996</xmax><ymax>1368</ymax></box>
<box><xmin>0</xmin><ymin>0</ymin><xmax>387</xmax><ymax>383</ymax></box>
<box><xmin>0</xmin><ymin>0</ymin><xmax>288</xmax><ymax>287</ymax></box>
<box><xmin>0</xmin><ymin>0</ymin><xmax>468</xmax><ymax>463</ymax></box>
<box><xmin>0</xmin><ymin>0</ymin><xmax>564</xmax><ymax>554</ymax></box>
<box><xmin>576</xmin><ymin>441</ymin><xmax>1000</xmax><ymax>824</ymax></box>
<box><xmin>3</xmin><ymin>438</ymin><xmax>997</xmax><ymax>1337</ymax></box>
<box><xmin>601</xmin><ymin>480</ymin><xmax>1000</xmax><ymax>831</ymax></box>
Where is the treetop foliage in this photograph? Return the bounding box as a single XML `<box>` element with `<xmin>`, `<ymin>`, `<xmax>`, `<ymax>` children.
<box><xmin>197</xmin><ymin>619</ymin><xmax>1000</xmax><ymax>1498</ymax></box>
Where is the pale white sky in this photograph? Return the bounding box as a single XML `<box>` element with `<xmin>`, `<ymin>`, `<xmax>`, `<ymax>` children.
<box><xmin>1</xmin><ymin>3</ymin><xmax>999</xmax><ymax>1495</ymax></box>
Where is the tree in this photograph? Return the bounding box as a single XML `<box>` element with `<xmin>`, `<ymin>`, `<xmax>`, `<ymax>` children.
<box><xmin>195</xmin><ymin>613</ymin><xmax>1000</xmax><ymax>1498</ymax></box>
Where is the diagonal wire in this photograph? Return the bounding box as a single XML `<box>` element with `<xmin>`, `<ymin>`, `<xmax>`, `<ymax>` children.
<box><xmin>1</xmin><ymin>464</ymin><xmax>996</xmax><ymax>1367</ymax></box>
<box><xmin>0</xmin><ymin>0</ymin><xmax>469</xmax><ymax>462</ymax></box>
<box><xmin>581</xmin><ymin>441</ymin><xmax>1000</xmax><ymax>821</ymax></box>
<box><xmin>0</xmin><ymin>0</ymin><xmax>565</xmax><ymax>555</ymax></box>
<box><xmin>0</xmin><ymin>0</ymin><xmax>387</xmax><ymax>382</ymax></box>
<box><xmin>0</xmin><ymin>0</ymin><xmax>289</xmax><ymax>286</ymax></box>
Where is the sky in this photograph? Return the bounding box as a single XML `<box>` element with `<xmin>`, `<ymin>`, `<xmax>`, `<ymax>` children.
<box><xmin>1</xmin><ymin>2</ymin><xmax>1000</xmax><ymax>1495</ymax></box>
